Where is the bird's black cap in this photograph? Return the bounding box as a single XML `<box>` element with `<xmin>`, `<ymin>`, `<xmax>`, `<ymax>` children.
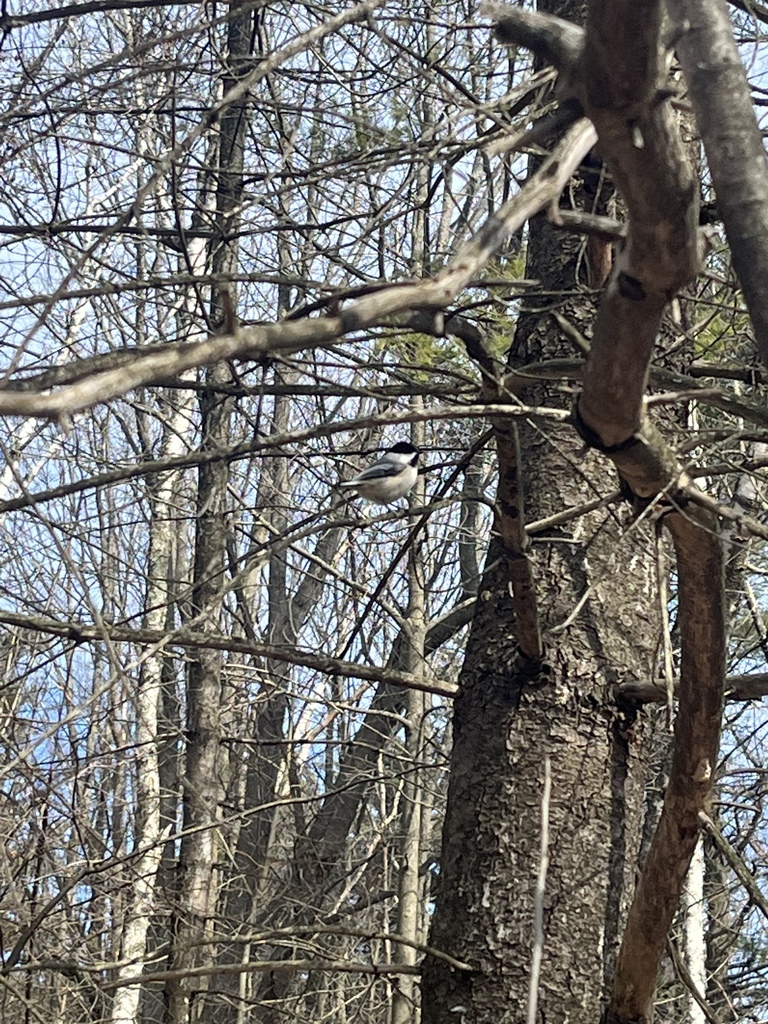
<box><xmin>388</xmin><ymin>441</ymin><xmax>418</xmax><ymax>455</ymax></box>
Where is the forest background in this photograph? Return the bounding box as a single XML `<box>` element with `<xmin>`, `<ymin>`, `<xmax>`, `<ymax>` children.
<box><xmin>2</xmin><ymin>1</ymin><xmax>768</xmax><ymax>1023</ymax></box>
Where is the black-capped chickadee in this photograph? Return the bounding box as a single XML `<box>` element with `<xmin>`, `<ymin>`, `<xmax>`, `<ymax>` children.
<box><xmin>339</xmin><ymin>441</ymin><xmax>419</xmax><ymax>505</ymax></box>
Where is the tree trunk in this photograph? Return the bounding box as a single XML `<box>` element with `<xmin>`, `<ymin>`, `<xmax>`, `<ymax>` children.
<box><xmin>393</xmin><ymin>417</ymin><xmax>428</xmax><ymax>1024</ymax></box>
<box><xmin>683</xmin><ymin>838</ymin><xmax>706</xmax><ymax>1024</ymax></box>
<box><xmin>422</xmin><ymin>204</ymin><xmax>656</xmax><ymax>1024</ymax></box>
<box><xmin>163</xmin><ymin>3</ymin><xmax>252</xmax><ymax>1019</ymax></box>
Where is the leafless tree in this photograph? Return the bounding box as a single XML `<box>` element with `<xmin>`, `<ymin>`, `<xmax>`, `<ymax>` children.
<box><xmin>0</xmin><ymin>2</ymin><xmax>768</xmax><ymax>1024</ymax></box>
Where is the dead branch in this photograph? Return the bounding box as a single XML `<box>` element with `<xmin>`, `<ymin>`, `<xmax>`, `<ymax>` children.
<box><xmin>548</xmin><ymin>207</ymin><xmax>628</xmax><ymax>241</ymax></box>
<box><xmin>666</xmin><ymin>936</ymin><xmax>720</xmax><ymax>1024</ymax></box>
<box><xmin>619</xmin><ymin>673</ymin><xmax>768</xmax><ymax>704</ymax></box>
<box><xmin>684</xmin><ymin>486</ymin><xmax>768</xmax><ymax>543</ymax></box>
<box><xmin>0</xmin><ymin>610</ymin><xmax>458</xmax><ymax>699</ymax></box>
<box><xmin>0</xmin><ymin>121</ymin><xmax>596</xmax><ymax>421</ymax></box>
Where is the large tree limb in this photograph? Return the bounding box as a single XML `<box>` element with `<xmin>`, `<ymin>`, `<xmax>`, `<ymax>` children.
<box><xmin>577</xmin><ymin>23</ymin><xmax>700</xmax><ymax>450</ymax></box>
<box><xmin>485</xmin><ymin>5</ymin><xmax>727</xmax><ymax>1023</ymax></box>
<box><xmin>620</xmin><ymin>672</ymin><xmax>768</xmax><ymax>704</ymax></box>
<box><xmin>486</xmin><ymin>2</ymin><xmax>701</xmax><ymax>497</ymax></box>
<box><xmin>482</xmin><ymin>2</ymin><xmax>583</xmax><ymax>69</ymax></box>
<box><xmin>673</xmin><ymin>0</ymin><xmax>768</xmax><ymax>371</ymax></box>
<box><xmin>607</xmin><ymin>510</ymin><xmax>725</xmax><ymax>1024</ymax></box>
<box><xmin>572</xmin><ymin>4</ymin><xmax>726</xmax><ymax>1017</ymax></box>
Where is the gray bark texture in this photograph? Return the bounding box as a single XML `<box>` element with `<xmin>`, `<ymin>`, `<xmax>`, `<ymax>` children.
<box><xmin>163</xmin><ymin>3</ymin><xmax>251</xmax><ymax>1019</ymax></box>
<box><xmin>421</xmin><ymin>225</ymin><xmax>655</xmax><ymax>1023</ymax></box>
<box><xmin>423</xmin><ymin>1</ymin><xmax>726</xmax><ymax>1020</ymax></box>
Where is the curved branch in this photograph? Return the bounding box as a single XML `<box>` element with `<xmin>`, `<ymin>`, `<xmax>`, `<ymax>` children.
<box><xmin>0</xmin><ymin>122</ymin><xmax>596</xmax><ymax>420</ymax></box>
<box><xmin>480</xmin><ymin>2</ymin><xmax>584</xmax><ymax>71</ymax></box>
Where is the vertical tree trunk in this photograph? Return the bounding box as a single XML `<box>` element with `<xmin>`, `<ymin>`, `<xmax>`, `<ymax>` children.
<box><xmin>421</xmin><ymin>49</ymin><xmax>657</xmax><ymax>1013</ymax></box>
<box><xmin>704</xmin><ymin>831</ymin><xmax>736</xmax><ymax>1022</ymax></box>
<box><xmin>164</xmin><ymin>4</ymin><xmax>252</xmax><ymax>1020</ymax></box>
<box><xmin>111</xmin><ymin>429</ymin><xmax>195</xmax><ymax>1023</ymax></box>
<box><xmin>111</xmin><ymin>32</ymin><xmax>205</xmax><ymax>1011</ymax></box>
<box><xmin>684</xmin><ymin>838</ymin><xmax>707</xmax><ymax>1024</ymax></box>
<box><xmin>393</xmin><ymin>416</ymin><xmax>428</xmax><ymax>1024</ymax></box>
<box><xmin>163</xmin><ymin>368</ymin><xmax>233</xmax><ymax>1024</ymax></box>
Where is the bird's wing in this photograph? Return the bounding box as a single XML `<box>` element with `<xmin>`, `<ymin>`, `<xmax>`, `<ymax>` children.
<box><xmin>348</xmin><ymin>461</ymin><xmax>398</xmax><ymax>482</ymax></box>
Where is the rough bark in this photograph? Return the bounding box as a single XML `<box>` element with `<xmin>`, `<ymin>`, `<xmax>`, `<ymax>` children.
<box><xmin>424</xmin><ymin>2</ymin><xmax>726</xmax><ymax>1022</ymax></box>
<box><xmin>421</xmin><ymin>491</ymin><xmax>654</xmax><ymax>1021</ymax></box>
<box><xmin>421</xmin><ymin>12</ymin><xmax>656</xmax><ymax>1001</ymax></box>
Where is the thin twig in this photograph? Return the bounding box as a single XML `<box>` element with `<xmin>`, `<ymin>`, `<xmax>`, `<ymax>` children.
<box><xmin>0</xmin><ymin>609</ymin><xmax>459</xmax><ymax>701</ymax></box>
<box><xmin>0</xmin><ymin>121</ymin><xmax>596</xmax><ymax>419</ymax></box>
<box><xmin>698</xmin><ymin>811</ymin><xmax>768</xmax><ymax>923</ymax></box>
<box><xmin>666</xmin><ymin>935</ymin><xmax>720</xmax><ymax>1024</ymax></box>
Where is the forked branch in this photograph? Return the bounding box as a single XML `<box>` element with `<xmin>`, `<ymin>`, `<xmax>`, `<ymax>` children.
<box><xmin>485</xmin><ymin>3</ymin><xmax>727</xmax><ymax>1021</ymax></box>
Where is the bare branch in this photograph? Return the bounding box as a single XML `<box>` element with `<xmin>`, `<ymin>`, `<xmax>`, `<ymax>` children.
<box><xmin>99</xmin><ymin>959</ymin><xmax>419</xmax><ymax>991</ymax></box>
<box><xmin>698</xmin><ymin>811</ymin><xmax>768</xmax><ymax>924</ymax></box>
<box><xmin>666</xmin><ymin>936</ymin><xmax>721</xmax><ymax>1024</ymax></box>
<box><xmin>480</xmin><ymin>3</ymin><xmax>584</xmax><ymax>72</ymax></box>
<box><xmin>0</xmin><ymin>0</ymin><xmax>209</xmax><ymax>29</ymax></box>
<box><xmin>619</xmin><ymin>673</ymin><xmax>768</xmax><ymax>704</ymax></box>
<box><xmin>7</xmin><ymin>0</ymin><xmax>391</xmax><ymax>370</ymax></box>
<box><xmin>0</xmin><ymin>120</ymin><xmax>596</xmax><ymax>419</ymax></box>
<box><xmin>0</xmin><ymin>610</ymin><xmax>458</xmax><ymax>699</ymax></box>
<box><xmin>0</xmin><ymin>402</ymin><xmax>569</xmax><ymax>517</ymax></box>
<box><xmin>577</xmin><ymin>11</ymin><xmax>700</xmax><ymax>453</ymax></box>
<box><xmin>674</xmin><ymin>0</ymin><xmax>768</xmax><ymax>370</ymax></box>
<box><xmin>608</xmin><ymin>509</ymin><xmax>725</xmax><ymax>1024</ymax></box>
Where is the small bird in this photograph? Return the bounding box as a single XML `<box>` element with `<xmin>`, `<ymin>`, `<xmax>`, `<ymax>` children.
<box><xmin>339</xmin><ymin>441</ymin><xmax>419</xmax><ymax>505</ymax></box>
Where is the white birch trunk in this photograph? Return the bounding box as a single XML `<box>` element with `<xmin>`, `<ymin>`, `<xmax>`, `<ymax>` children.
<box><xmin>684</xmin><ymin>837</ymin><xmax>706</xmax><ymax>1024</ymax></box>
<box><xmin>109</xmin><ymin>129</ymin><xmax>206</xmax><ymax>1015</ymax></box>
